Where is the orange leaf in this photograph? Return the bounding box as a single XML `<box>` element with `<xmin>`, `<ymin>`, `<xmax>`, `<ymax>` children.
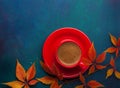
<box><xmin>29</xmin><ymin>79</ymin><xmax>38</xmax><ymax>85</ymax></box>
<box><xmin>87</xmin><ymin>80</ymin><xmax>104</xmax><ymax>88</ymax></box>
<box><xmin>16</xmin><ymin>60</ymin><xmax>26</xmax><ymax>82</ymax></box>
<box><xmin>105</xmin><ymin>47</ymin><xmax>116</xmax><ymax>53</ymax></box>
<box><xmin>117</xmin><ymin>37</ymin><xmax>120</xmax><ymax>46</ymax></box>
<box><xmin>115</xmin><ymin>70</ymin><xmax>120</xmax><ymax>79</ymax></box>
<box><xmin>109</xmin><ymin>33</ymin><xmax>117</xmax><ymax>46</ymax></box>
<box><xmin>52</xmin><ymin>64</ymin><xmax>63</xmax><ymax>80</ymax></box>
<box><xmin>2</xmin><ymin>81</ymin><xmax>24</xmax><ymax>88</ymax></box>
<box><xmin>40</xmin><ymin>61</ymin><xmax>53</xmax><ymax>75</ymax></box>
<box><xmin>24</xmin><ymin>84</ymin><xmax>29</xmax><ymax>88</ymax></box>
<box><xmin>50</xmin><ymin>81</ymin><xmax>60</xmax><ymax>88</ymax></box>
<box><xmin>26</xmin><ymin>63</ymin><xmax>36</xmax><ymax>81</ymax></box>
<box><xmin>88</xmin><ymin>43</ymin><xmax>96</xmax><ymax>61</ymax></box>
<box><xmin>82</xmin><ymin>57</ymin><xmax>92</xmax><ymax>65</ymax></box>
<box><xmin>116</xmin><ymin>48</ymin><xmax>119</xmax><ymax>57</ymax></box>
<box><xmin>96</xmin><ymin>65</ymin><xmax>106</xmax><ymax>70</ymax></box>
<box><xmin>110</xmin><ymin>58</ymin><xmax>115</xmax><ymax>67</ymax></box>
<box><xmin>37</xmin><ymin>76</ymin><xmax>56</xmax><ymax>85</ymax></box>
<box><xmin>75</xmin><ymin>85</ymin><xmax>84</xmax><ymax>88</ymax></box>
<box><xmin>106</xmin><ymin>68</ymin><xmax>114</xmax><ymax>78</ymax></box>
<box><xmin>96</xmin><ymin>52</ymin><xmax>106</xmax><ymax>63</ymax></box>
<box><xmin>79</xmin><ymin>73</ymin><xmax>85</xmax><ymax>84</ymax></box>
<box><xmin>88</xmin><ymin>65</ymin><xmax>95</xmax><ymax>75</ymax></box>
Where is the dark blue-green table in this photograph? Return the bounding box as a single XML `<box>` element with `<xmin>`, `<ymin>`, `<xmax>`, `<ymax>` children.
<box><xmin>0</xmin><ymin>0</ymin><xmax>120</xmax><ymax>88</ymax></box>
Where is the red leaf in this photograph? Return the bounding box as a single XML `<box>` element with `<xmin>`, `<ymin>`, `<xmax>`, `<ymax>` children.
<box><xmin>96</xmin><ymin>65</ymin><xmax>106</xmax><ymax>70</ymax></box>
<box><xmin>37</xmin><ymin>76</ymin><xmax>56</xmax><ymax>85</ymax></box>
<box><xmin>24</xmin><ymin>84</ymin><xmax>30</xmax><ymax>88</ymax></box>
<box><xmin>116</xmin><ymin>48</ymin><xmax>119</xmax><ymax>57</ymax></box>
<box><xmin>96</xmin><ymin>52</ymin><xmax>106</xmax><ymax>63</ymax></box>
<box><xmin>88</xmin><ymin>65</ymin><xmax>95</xmax><ymax>75</ymax></box>
<box><xmin>110</xmin><ymin>58</ymin><xmax>115</xmax><ymax>67</ymax></box>
<box><xmin>52</xmin><ymin>64</ymin><xmax>63</xmax><ymax>80</ymax></box>
<box><xmin>105</xmin><ymin>47</ymin><xmax>116</xmax><ymax>53</ymax></box>
<box><xmin>29</xmin><ymin>79</ymin><xmax>38</xmax><ymax>85</ymax></box>
<box><xmin>82</xmin><ymin>57</ymin><xmax>92</xmax><ymax>65</ymax></box>
<box><xmin>79</xmin><ymin>73</ymin><xmax>85</xmax><ymax>84</ymax></box>
<box><xmin>106</xmin><ymin>68</ymin><xmax>114</xmax><ymax>79</ymax></box>
<box><xmin>87</xmin><ymin>80</ymin><xmax>104</xmax><ymax>88</ymax></box>
<box><xmin>88</xmin><ymin>43</ymin><xmax>96</xmax><ymax>61</ymax></box>
<box><xmin>16</xmin><ymin>60</ymin><xmax>26</xmax><ymax>82</ymax></box>
<box><xmin>40</xmin><ymin>61</ymin><xmax>53</xmax><ymax>75</ymax></box>
<box><xmin>117</xmin><ymin>37</ymin><xmax>120</xmax><ymax>46</ymax></box>
<box><xmin>109</xmin><ymin>33</ymin><xmax>117</xmax><ymax>46</ymax></box>
<box><xmin>50</xmin><ymin>81</ymin><xmax>60</xmax><ymax>88</ymax></box>
<box><xmin>26</xmin><ymin>63</ymin><xmax>36</xmax><ymax>81</ymax></box>
<box><xmin>2</xmin><ymin>81</ymin><xmax>24</xmax><ymax>88</ymax></box>
<box><xmin>115</xmin><ymin>70</ymin><xmax>120</xmax><ymax>79</ymax></box>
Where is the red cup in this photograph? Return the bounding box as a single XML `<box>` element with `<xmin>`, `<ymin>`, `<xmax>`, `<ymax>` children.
<box><xmin>55</xmin><ymin>39</ymin><xmax>82</xmax><ymax>68</ymax></box>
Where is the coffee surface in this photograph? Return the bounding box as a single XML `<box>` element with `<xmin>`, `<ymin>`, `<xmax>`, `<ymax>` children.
<box><xmin>57</xmin><ymin>42</ymin><xmax>81</xmax><ymax>66</ymax></box>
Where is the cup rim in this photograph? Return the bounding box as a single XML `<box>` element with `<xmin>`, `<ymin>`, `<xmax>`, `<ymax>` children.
<box><xmin>55</xmin><ymin>39</ymin><xmax>82</xmax><ymax>68</ymax></box>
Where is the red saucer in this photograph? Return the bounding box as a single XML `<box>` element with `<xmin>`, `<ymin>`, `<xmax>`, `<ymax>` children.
<box><xmin>42</xmin><ymin>27</ymin><xmax>91</xmax><ymax>78</ymax></box>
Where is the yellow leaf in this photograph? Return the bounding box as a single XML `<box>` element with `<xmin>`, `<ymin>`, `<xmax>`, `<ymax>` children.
<box><xmin>88</xmin><ymin>43</ymin><xmax>96</xmax><ymax>61</ymax></box>
<box><xmin>109</xmin><ymin>33</ymin><xmax>117</xmax><ymax>46</ymax></box>
<box><xmin>26</xmin><ymin>63</ymin><xmax>36</xmax><ymax>81</ymax></box>
<box><xmin>115</xmin><ymin>70</ymin><xmax>120</xmax><ymax>79</ymax></box>
<box><xmin>75</xmin><ymin>85</ymin><xmax>84</xmax><ymax>88</ymax></box>
<box><xmin>96</xmin><ymin>52</ymin><xmax>106</xmax><ymax>63</ymax></box>
<box><xmin>2</xmin><ymin>81</ymin><xmax>24</xmax><ymax>88</ymax></box>
<box><xmin>87</xmin><ymin>80</ymin><xmax>104</xmax><ymax>88</ymax></box>
<box><xmin>16</xmin><ymin>60</ymin><xmax>26</xmax><ymax>82</ymax></box>
<box><xmin>79</xmin><ymin>73</ymin><xmax>85</xmax><ymax>84</ymax></box>
<box><xmin>96</xmin><ymin>65</ymin><xmax>106</xmax><ymax>70</ymax></box>
<box><xmin>88</xmin><ymin>65</ymin><xmax>95</xmax><ymax>75</ymax></box>
<box><xmin>105</xmin><ymin>47</ymin><xmax>116</xmax><ymax>53</ymax></box>
<box><xmin>37</xmin><ymin>76</ymin><xmax>56</xmax><ymax>85</ymax></box>
<box><xmin>106</xmin><ymin>68</ymin><xmax>114</xmax><ymax>78</ymax></box>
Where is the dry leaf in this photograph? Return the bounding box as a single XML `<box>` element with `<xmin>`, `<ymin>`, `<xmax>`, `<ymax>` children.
<box><xmin>88</xmin><ymin>43</ymin><xmax>96</xmax><ymax>61</ymax></box>
<box><xmin>105</xmin><ymin>47</ymin><xmax>116</xmax><ymax>53</ymax></box>
<box><xmin>2</xmin><ymin>81</ymin><xmax>24</xmax><ymax>88</ymax></box>
<box><xmin>87</xmin><ymin>80</ymin><xmax>104</xmax><ymax>88</ymax></box>
<box><xmin>88</xmin><ymin>65</ymin><xmax>95</xmax><ymax>75</ymax></box>
<box><xmin>109</xmin><ymin>33</ymin><xmax>117</xmax><ymax>46</ymax></box>
<box><xmin>96</xmin><ymin>52</ymin><xmax>106</xmax><ymax>63</ymax></box>
<box><xmin>96</xmin><ymin>65</ymin><xmax>106</xmax><ymax>70</ymax></box>
<box><xmin>106</xmin><ymin>68</ymin><xmax>114</xmax><ymax>78</ymax></box>
<box><xmin>29</xmin><ymin>79</ymin><xmax>38</xmax><ymax>85</ymax></box>
<box><xmin>50</xmin><ymin>81</ymin><xmax>60</xmax><ymax>88</ymax></box>
<box><xmin>82</xmin><ymin>57</ymin><xmax>92</xmax><ymax>65</ymax></box>
<box><xmin>16</xmin><ymin>60</ymin><xmax>26</xmax><ymax>82</ymax></box>
<box><xmin>115</xmin><ymin>70</ymin><xmax>120</xmax><ymax>79</ymax></box>
<box><xmin>79</xmin><ymin>73</ymin><xmax>85</xmax><ymax>84</ymax></box>
<box><xmin>40</xmin><ymin>61</ymin><xmax>53</xmax><ymax>75</ymax></box>
<box><xmin>110</xmin><ymin>58</ymin><xmax>115</xmax><ymax>67</ymax></box>
<box><xmin>26</xmin><ymin>63</ymin><xmax>36</xmax><ymax>81</ymax></box>
<box><xmin>37</xmin><ymin>76</ymin><xmax>56</xmax><ymax>85</ymax></box>
<box><xmin>75</xmin><ymin>85</ymin><xmax>84</xmax><ymax>88</ymax></box>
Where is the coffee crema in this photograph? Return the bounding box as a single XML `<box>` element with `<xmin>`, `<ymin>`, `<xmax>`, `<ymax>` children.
<box><xmin>57</xmin><ymin>42</ymin><xmax>81</xmax><ymax>66</ymax></box>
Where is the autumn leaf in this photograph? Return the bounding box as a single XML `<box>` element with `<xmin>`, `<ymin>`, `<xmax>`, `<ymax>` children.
<box><xmin>88</xmin><ymin>65</ymin><xmax>95</xmax><ymax>75</ymax></box>
<box><xmin>106</xmin><ymin>68</ymin><xmax>114</xmax><ymax>78</ymax></box>
<box><xmin>105</xmin><ymin>47</ymin><xmax>116</xmax><ymax>53</ymax></box>
<box><xmin>79</xmin><ymin>73</ymin><xmax>85</xmax><ymax>84</ymax></box>
<box><xmin>16</xmin><ymin>60</ymin><xmax>26</xmax><ymax>82</ymax></box>
<box><xmin>40</xmin><ymin>61</ymin><xmax>53</xmax><ymax>75</ymax></box>
<box><xmin>117</xmin><ymin>37</ymin><xmax>120</xmax><ymax>46</ymax></box>
<box><xmin>88</xmin><ymin>43</ymin><xmax>96</xmax><ymax>61</ymax></box>
<box><xmin>2</xmin><ymin>81</ymin><xmax>24</xmax><ymax>88</ymax></box>
<box><xmin>29</xmin><ymin>79</ymin><xmax>38</xmax><ymax>85</ymax></box>
<box><xmin>26</xmin><ymin>63</ymin><xmax>36</xmax><ymax>81</ymax></box>
<box><xmin>87</xmin><ymin>80</ymin><xmax>104</xmax><ymax>88</ymax></box>
<box><xmin>82</xmin><ymin>57</ymin><xmax>92</xmax><ymax>65</ymax></box>
<box><xmin>50</xmin><ymin>81</ymin><xmax>60</xmax><ymax>88</ymax></box>
<box><xmin>109</xmin><ymin>33</ymin><xmax>117</xmax><ymax>46</ymax></box>
<box><xmin>24</xmin><ymin>84</ymin><xmax>29</xmax><ymax>88</ymax></box>
<box><xmin>110</xmin><ymin>58</ymin><xmax>115</xmax><ymax>67</ymax></box>
<box><xmin>96</xmin><ymin>65</ymin><xmax>106</xmax><ymax>70</ymax></box>
<box><xmin>75</xmin><ymin>85</ymin><xmax>84</xmax><ymax>88</ymax></box>
<box><xmin>96</xmin><ymin>52</ymin><xmax>106</xmax><ymax>63</ymax></box>
<box><xmin>37</xmin><ymin>76</ymin><xmax>56</xmax><ymax>85</ymax></box>
<box><xmin>115</xmin><ymin>70</ymin><xmax>120</xmax><ymax>79</ymax></box>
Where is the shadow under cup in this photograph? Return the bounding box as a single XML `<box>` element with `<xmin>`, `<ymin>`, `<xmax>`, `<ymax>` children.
<box><xmin>56</xmin><ymin>41</ymin><xmax>82</xmax><ymax>68</ymax></box>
